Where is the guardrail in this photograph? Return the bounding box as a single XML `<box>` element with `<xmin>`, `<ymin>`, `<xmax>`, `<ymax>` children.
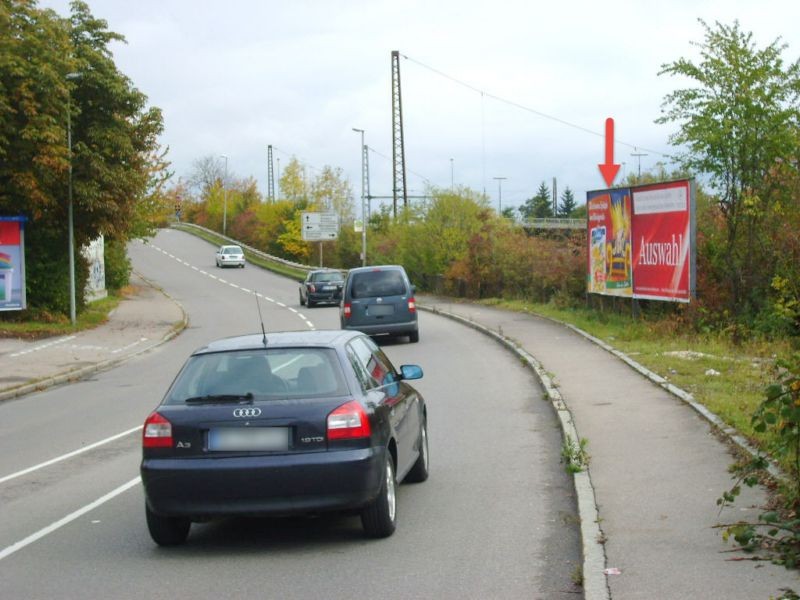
<box><xmin>172</xmin><ymin>222</ymin><xmax>315</xmax><ymax>274</ymax></box>
<box><xmin>526</xmin><ymin>218</ymin><xmax>585</xmax><ymax>230</ymax></box>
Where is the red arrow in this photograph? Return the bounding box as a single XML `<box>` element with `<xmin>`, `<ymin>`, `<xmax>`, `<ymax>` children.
<box><xmin>598</xmin><ymin>117</ymin><xmax>620</xmax><ymax>187</ymax></box>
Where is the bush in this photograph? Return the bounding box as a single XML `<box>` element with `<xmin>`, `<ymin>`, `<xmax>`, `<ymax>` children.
<box><xmin>104</xmin><ymin>237</ymin><xmax>131</xmax><ymax>291</ymax></box>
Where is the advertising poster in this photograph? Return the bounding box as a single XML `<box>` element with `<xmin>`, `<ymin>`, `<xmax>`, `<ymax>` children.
<box><xmin>587</xmin><ymin>188</ymin><xmax>632</xmax><ymax>297</ymax></box>
<box><xmin>0</xmin><ymin>217</ymin><xmax>27</xmax><ymax>311</ymax></box>
<box><xmin>631</xmin><ymin>180</ymin><xmax>693</xmax><ymax>302</ymax></box>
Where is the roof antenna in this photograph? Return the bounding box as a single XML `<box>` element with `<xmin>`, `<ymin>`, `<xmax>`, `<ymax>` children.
<box><xmin>254</xmin><ymin>290</ymin><xmax>268</xmax><ymax>348</ymax></box>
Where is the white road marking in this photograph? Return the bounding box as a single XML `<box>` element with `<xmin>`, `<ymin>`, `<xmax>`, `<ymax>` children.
<box><xmin>110</xmin><ymin>337</ymin><xmax>148</xmax><ymax>354</ymax></box>
<box><xmin>9</xmin><ymin>336</ymin><xmax>76</xmax><ymax>358</ymax></box>
<box><xmin>0</xmin><ymin>426</ymin><xmax>142</xmax><ymax>486</ymax></box>
<box><xmin>147</xmin><ymin>243</ymin><xmax>313</xmax><ymax>330</ymax></box>
<box><xmin>0</xmin><ymin>477</ymin><xmax>141</xmax><ymax>562</ymax></box>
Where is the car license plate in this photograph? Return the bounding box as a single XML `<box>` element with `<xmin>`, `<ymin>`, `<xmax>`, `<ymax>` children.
<box><xmin>368</xmin><ymin>304</ymin><xmax>395</xmax><ymax>316</ymax></box>
<box><xmin>208</xmin><ymin>427</ymin><xmax>289</xmax><ymax>451</ymax></box>
<box><xmin>322</xmin><ymin>285</ymin><xmax>335</xmax><ymax>291</ymax></box>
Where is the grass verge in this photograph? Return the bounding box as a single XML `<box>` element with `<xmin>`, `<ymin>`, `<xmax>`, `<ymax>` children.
<box><xmin>0</xmin><ymin>292</ymin><xmax>123</xmax><ymax>339</ymax></box>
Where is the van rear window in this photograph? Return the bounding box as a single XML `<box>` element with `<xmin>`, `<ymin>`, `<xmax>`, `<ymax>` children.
<box><xmin>350</xmin><ymin>271</ymin><xmax>406</xmax><ymax>298</ymax></box>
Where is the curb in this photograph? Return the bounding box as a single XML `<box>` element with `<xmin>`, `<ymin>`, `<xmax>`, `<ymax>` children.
<box><xmin>0</xmin><ymin>272</ymin><xmax>189</xmax><ymax>403</ymax></box>
<box><xmin>418</xmin><ymin>303</ymin><xmax>610</xmax><ymax>600</ymax></box>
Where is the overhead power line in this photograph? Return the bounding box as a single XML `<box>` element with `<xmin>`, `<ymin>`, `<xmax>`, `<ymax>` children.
<box><xmin>399</xmin><ymin>53</ymin><xmax>671</xmax><ymax>159</ymax></box>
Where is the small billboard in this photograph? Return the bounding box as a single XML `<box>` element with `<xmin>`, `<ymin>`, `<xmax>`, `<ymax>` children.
<box><xmin>0</xmin><ymin>216</ymin><xmax>27</xmax><ymax>311</ymax></box>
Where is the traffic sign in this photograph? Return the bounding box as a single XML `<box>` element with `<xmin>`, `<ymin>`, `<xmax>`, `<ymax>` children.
<box><xmin>301</xmin><ymin>211</ymin><xmax>339</xmax><ymax>241</ymax></box>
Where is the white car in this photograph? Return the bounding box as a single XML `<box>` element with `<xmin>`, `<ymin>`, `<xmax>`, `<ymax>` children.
<box><xmin>215</xmin><ymin>245</ymin><xmax>245</xmax><ymax>268</ymax></box>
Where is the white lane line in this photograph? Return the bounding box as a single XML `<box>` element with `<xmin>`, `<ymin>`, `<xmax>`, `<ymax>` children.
<box><xmin>0</xmin><ymin>477</ymin><xmax>141</xmax><ymax>562</ymax></box>
<box><xmin>10</xmin><ymin>336</ymin><xmax>77</xmax><ymax>358</ymax></box>
<box><xmin>110</xmin><ymin>337</ymin><xmax>148</xmax><ymax>355</ymax></box>
<box><xmin>145</xmin><ymin>242</ymin><xmax>313</xmax><ymax>330</ymax></box>
<box><xmin>0</xmin><ymin>426</ymin><xmax>142</xmax><ymax>486</ymax></box>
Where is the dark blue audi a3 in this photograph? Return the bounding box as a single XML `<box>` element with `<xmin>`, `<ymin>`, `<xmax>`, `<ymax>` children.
<box><xmin>140</xmin><ymin>329</ymin><xmax>429</xmax><ymax>545</ymax></box>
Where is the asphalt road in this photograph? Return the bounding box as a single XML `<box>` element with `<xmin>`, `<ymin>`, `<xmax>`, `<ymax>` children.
<box><xmin>0</xmin><ymin>229</ymin><xmax>581</xmax><ymax>599</ymax></box>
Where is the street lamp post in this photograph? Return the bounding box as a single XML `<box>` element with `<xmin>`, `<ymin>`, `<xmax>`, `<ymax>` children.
<box><xmin>450</xmin><ymin>158</ymin><xmax>454</xmax><ymax>190</ymax></box>
<box><xmin>220</xmin><ymin>154</ymin><xmax>228</xmax><ymax>236</ymax></box>
<box><xmin>493</xmin><ymin>176</ymin><xmax>507</xmax><ymax>214</ymax></box>
<box><xmin>352</xmin><ymin>127</ymin><xmax>367</xmax><ymax>267</ymax></box>
<box><xmin>66</xmin><ymin>72</ymin><xmax>81</xmax><ymax>326</ymax></box>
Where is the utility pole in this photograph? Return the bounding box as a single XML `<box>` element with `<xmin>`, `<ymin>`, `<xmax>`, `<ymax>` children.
<box><xmin>552</xmin><ymin>177</ymin><xmax>558</xmax><ymax>216</ymax></box>
<box><xmin>352</xmin><ymin>127</ymin><xmax>368</xmax><ymax>267</ymax></box>
<box><xmin>267</xmin><ymin>145</ymin><xmax>275</xmax><ymax>202</ymax></box>
<box><xmin>631</xmin><ymin>148</ymin><xmax>648</xmax><ymax>178</ymax></box>
<box><xmin>66</xmin><ymin>72</ymin><xmax>82</xmax><ymax>325</ymax></box>
<box><xmin>391</xmin><ymin>50</ymin><xmax>408</xmax><ymax>217</ymax></box>
<box><xmin>220</xmin><ymin>154</ymin><xmax>228</xmax><ymax>235</ymax></box>
<box><xmin>493</xmin><ymin>177</ymin><xmax>507</xmax><ymax>214</ymax></box>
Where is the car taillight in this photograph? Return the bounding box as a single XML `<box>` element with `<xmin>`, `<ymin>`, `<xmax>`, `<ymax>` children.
<box><xmin>408</xmin><ymin>297</ymin><xmax>416</xmax><ymax>313</ymax></box>
<box><xmin>343</xmin><ymin>303</ymin><xmax>352</xmax><ymax>319</ymax></box>
<box><xmin>327</xmin><ymin>400</ymin><xmax>371</xmax><ymax>440</ymax></box>
<box><xmin>143</xmin><ymin>412</ymin><xmax>173</xmax><ymax>448</ymax></box>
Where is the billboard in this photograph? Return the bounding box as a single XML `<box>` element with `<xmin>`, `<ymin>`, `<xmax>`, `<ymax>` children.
<box><xmin>587</xmin><ymin>179</ymin><xmax>694</xmax><ymax>303</ymax></box>
<box><xmin>0</xmin><ymin>217</ymin><xmax>27</xmax><ymax>311</ymax></box>
<box><xmin>587</xmin><ymin>188</ymin><xmax>632</xmax><ymax>297</ymax></box>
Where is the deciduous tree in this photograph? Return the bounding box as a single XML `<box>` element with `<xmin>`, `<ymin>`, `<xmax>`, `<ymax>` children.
<box><xmin>658</xmin><ymin>19</ymin><xmax>800</xmax><ymax>320</ymax></box>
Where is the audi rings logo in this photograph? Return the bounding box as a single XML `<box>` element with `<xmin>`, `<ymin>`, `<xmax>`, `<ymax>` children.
<box><xmin>233</xmin><ymin>407</ymin><xmax>261</xmax><ymax>418</ymax></box>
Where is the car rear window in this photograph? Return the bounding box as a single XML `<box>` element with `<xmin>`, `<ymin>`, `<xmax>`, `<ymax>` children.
<box><xmin>350</xmin><ymin>270</ymin><xmax>407</xmax><ymax>298</ymax></box>
<box><xmin>163</xmin><ymin>348</ymin><xmax>348</xmax><ymax>404</ymax></box>
<box><xmin>311</xmin><ymin>272</ymin><xmax>342</xmax><ymax>282</ymax></box>
<box><xmin>223</xmin><ymin>247</ymin><xmax>242</xmax><ymax>255</ymax></box>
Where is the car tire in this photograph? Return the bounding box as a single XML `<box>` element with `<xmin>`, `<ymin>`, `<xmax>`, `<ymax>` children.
<box><xmin>361</xmin><ymin>452</ymin><xmax>397</xmax><ymax>538</ymax></box>
<box><xmin>408</xmin><ymin>330</ymin><xmax>420</xmax><ymax>343</ymax></box>
<box><xmin>240</xmin><ymin>263</ymin><xmax>244</xmax><ymax>269</ymax></box>
<box><xmin>307</xmin><ymin>299</ymin><xmax>316</xmax><ymax>308</ymax></box>
<box><xmin>405</xmin><ymin>419</ymin><xmax>429</xmax><ymax>483</ymax></box>
<box><xmin>145</xmin><ymin>505</ymin><xmax>190</xmax><ymax>546</ymax></box>
<box><xmin>299</xmin><ymin>292</ymin><xmax>306</xmax><ymax>306</ymax></box>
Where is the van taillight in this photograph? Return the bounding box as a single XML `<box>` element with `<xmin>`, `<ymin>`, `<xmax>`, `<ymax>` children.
<box><xmin>343</xmin><ymin>303</ymin><xmax>352</xmax><ymax>319</ymax></box>
<box><xmin>408</xmin><ymin>297</ymin><xmax>416</xmax><ymax>313</ymax></box>
<box><xmin>327</xmin><ymin>401</ymin><xmax>371</xmax><ymax>440</ymax></box>
<box><xmin>143</xmin><ymin>412</ymin><xmax>173</xmax><ymax>448</ymax></box>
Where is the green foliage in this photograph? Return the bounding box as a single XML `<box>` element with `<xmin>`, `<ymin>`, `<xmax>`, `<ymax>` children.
<box><xmin>104</xmin><ymin>237</ymin><xmax>131</xmax><ymax>291</ymax></box>
<box><xmin>0</xmin><ymin>0</ymin><xmax>167</xmax><ymax>319</ymax></box>
<box><xmin>558</xmin><ymin>187</ymin><xmax>577</xmax><ymax>217</ymax></box>
<box><xmin>718</xmin><ymin>353</ymin><xmax>800</xmax><ymax>567</ymax></box>
<box><xmin>561</xmin><ymin>436</ymin><xmax>590</xmax><ymax>474</ymax></box>
<box><xmin>21</xmin><ymin>222</ymin><xmax>87</xmax><ymax>315</ymax></box>
<box><xmin>658</xmin><ymin>20</ymin><xmax>800</xmax><ymax>321</ymax></box>
<box><xmin>519</xmin><ymin>181</ymin><xmax>554</xmax><ymax>220</ymax></box>
<box><xmin>279</xmin><ymin>157</ymin><xmax>308</xmax><ymax>202</ymax></box>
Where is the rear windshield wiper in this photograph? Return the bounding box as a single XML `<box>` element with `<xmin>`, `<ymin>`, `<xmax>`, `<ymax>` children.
<box><xmin>184</xmin><ymin>393</ymin><xmax>254</xmax><ymax>405</ymax></box>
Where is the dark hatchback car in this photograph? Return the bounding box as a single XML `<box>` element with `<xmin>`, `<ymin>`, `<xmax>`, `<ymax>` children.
<box><xmin>299</xmin><ymin>269</ymin><xmax>344</xmax><ymax>307</ymax></box>
<box><xmin>141</xmin><ymin>330</ymin><xmax>429</xmax><ymax>545</ymax></box>
<box><xmin>340</xmin><ymin>265</ymin><xmax>419</xmax><ymax>343</ymax></box>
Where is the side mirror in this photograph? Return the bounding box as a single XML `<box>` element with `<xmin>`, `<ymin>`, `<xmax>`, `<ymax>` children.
<box><xmin>399</xmin><ymin>365</ymin><xmax>423</xmax><ymax>380</ymax></box>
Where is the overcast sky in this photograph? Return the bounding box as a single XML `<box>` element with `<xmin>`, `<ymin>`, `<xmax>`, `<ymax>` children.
<box><xmin>39</xmin><ymin>0</ymin><xmax>800</xmax><ymax>213</ymax></box>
